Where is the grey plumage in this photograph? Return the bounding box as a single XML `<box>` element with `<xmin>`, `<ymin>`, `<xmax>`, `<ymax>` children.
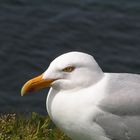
<box><xmin>96</xmin><ymin>73</ymin><xmax>140</xmax><ymax>140</ymax></box>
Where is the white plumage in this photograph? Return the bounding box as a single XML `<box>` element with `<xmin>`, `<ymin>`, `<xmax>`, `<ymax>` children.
<box><xmin>22</xmin><ymin>52</ymin><xmax>140</xmax><ymax>140</ymax></box>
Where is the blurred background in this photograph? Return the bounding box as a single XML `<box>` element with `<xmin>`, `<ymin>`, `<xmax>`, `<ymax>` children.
<box><xmin>0</xmin><ymin>0</ymin><xmax>140</xmax><ymax>115</ymax></box>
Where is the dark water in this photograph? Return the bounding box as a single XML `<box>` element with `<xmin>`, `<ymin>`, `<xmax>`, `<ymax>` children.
<box><xmin>0</xmin><ymin>0</ymin><xmax>140</xmax><ymax>114</ymax></box>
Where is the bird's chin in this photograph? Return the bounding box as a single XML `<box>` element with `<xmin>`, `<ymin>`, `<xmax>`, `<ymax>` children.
<box><xmin>51</xmin><ymin>79</ymin><xmax>72</xmax><ymax>90</ymax></box>
<box><xmin>51</xmin><ymin>79</ymin><xmax>63</xmax><ymax>90</ymax></box>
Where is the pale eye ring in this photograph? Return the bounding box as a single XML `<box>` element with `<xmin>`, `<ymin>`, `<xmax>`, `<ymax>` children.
<box><xmin>62</xmin><ymin>66</ymin><xmax>75</xmax><ymax>72</ymax></box>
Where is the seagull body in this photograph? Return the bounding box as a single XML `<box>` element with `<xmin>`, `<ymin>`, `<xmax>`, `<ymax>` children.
<box><xmin>21</xmin><ymin>52</ymin><xmax>140</xmax><ymax>140</ymax></box>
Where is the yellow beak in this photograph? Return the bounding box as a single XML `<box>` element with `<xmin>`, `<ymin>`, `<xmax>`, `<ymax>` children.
<box><xmin>21</xmin><ymin>74</ymin><xmax>56</xmax><ymax>96</ymax></box>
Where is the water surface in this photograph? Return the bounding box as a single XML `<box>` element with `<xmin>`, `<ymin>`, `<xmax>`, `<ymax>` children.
<box><xmin>0</xmin><ymin>0</ymin><xmax>140</xmax><ymax>114</ymax></box>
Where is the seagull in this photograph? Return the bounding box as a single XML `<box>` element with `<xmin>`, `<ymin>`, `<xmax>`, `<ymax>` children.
<box><xmin>21</xmin><ymin>51</ymin><xmax>140</xmax><ymax>140</ymax></box>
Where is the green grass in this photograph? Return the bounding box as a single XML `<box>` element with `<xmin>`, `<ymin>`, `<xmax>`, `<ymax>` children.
<box><xmin>0</xmin><ymin>112</ymin><xmax>71</xmax><ymax>140</ymax></box>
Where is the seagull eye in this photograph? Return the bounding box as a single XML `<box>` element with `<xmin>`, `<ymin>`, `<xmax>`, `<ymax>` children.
<box><xmin>62</xmin><ymin>66</ymin><xmax>75</xmax><ymax>72</ymax></box>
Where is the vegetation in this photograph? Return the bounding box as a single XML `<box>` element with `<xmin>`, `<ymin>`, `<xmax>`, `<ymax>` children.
<box><xmin>0</xmin><ymin>112</ymin><xmax>71</xmax><ymax>140</ymax></box>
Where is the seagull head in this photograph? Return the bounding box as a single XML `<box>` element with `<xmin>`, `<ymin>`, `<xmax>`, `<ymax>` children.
<box><xmin>21</xmin><ymin>52</ymin><xmax>103</xmax><ymax>96</ymax></box>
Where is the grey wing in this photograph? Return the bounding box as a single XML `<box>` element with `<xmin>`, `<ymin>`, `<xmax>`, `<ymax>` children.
<box><xmin>95</xmin><ymin>113</ymin><xmax>140</xmax><ymax>140</ymax></box>
<box><xmin>96</xmin><ymin>73</ymin><xmax>140</xmax><ymax>140</ymax></box>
